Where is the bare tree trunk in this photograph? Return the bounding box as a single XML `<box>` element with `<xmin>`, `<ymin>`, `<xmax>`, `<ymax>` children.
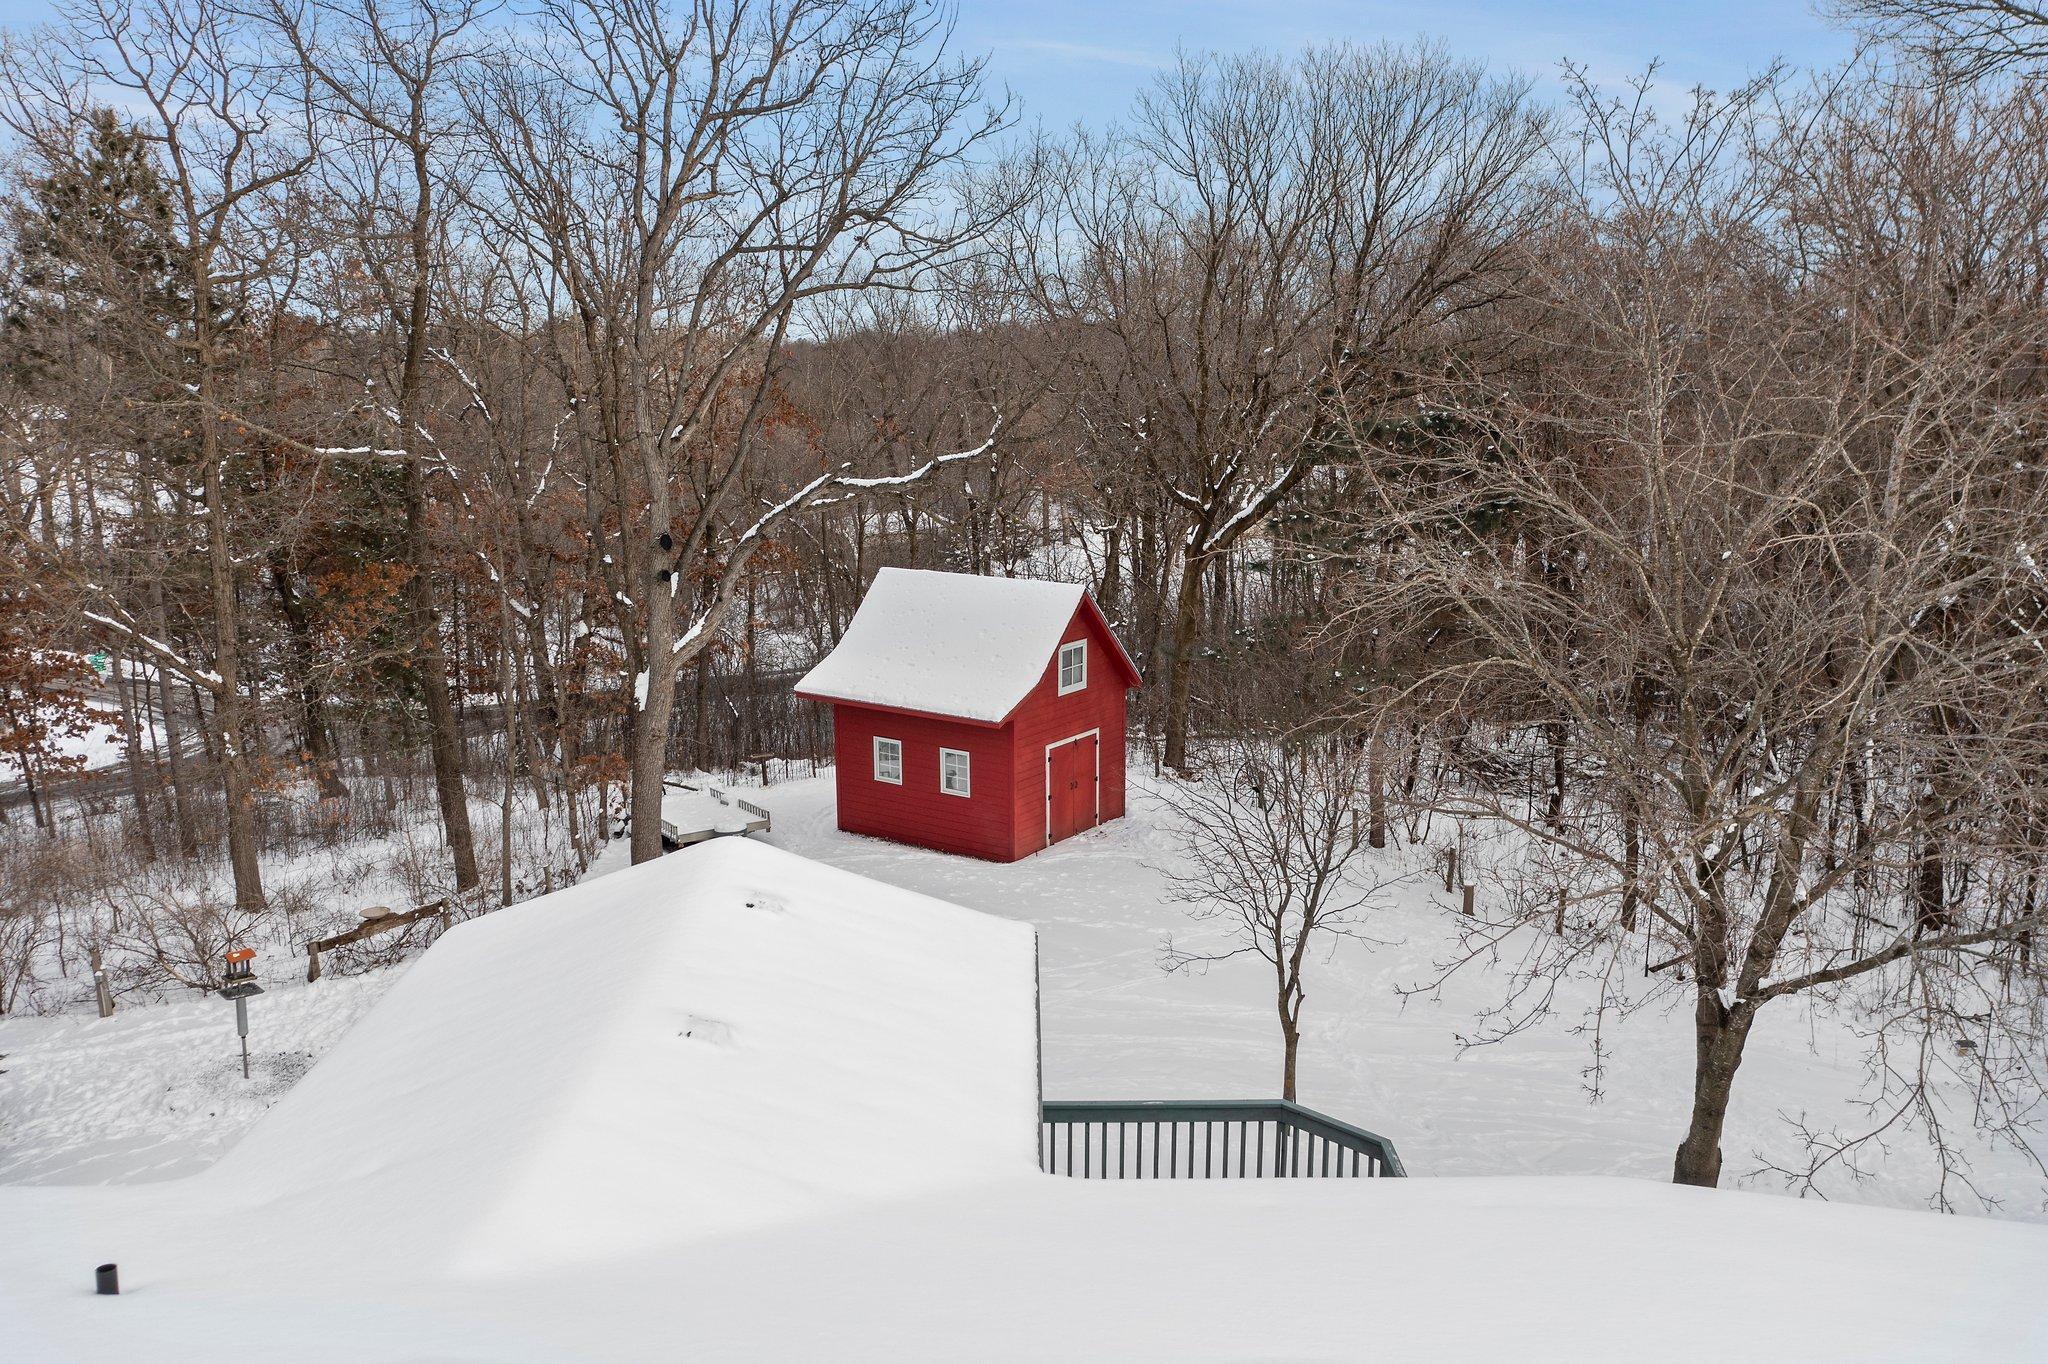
<box><xmin>629</xmin><ymin>652</ymin><xmax>678</xmax><ymax>865</ymax></box>
<box><xmin>1913</xmin><ymin>784</ymin><xmax>1950</xmax><ymax>937</ymax></box>
<box><xmin>397</xmin><ymin>44</ymin><xmax>477</xmax><ymax>892</ymax></box>
<box><xmin>412</xmin><ymin>562</ymin><xmax>479</xmax><ymax>891</ymax></box>
<box><xmin>1161</xmin><ymin>553</ymin><xmax>1204</xmax><ymax>773</ymax></box>
<box><xmin>1367</xmin><ymin>725</ymin><xmax>1388</xmax><ymax>849</ymax></box>
<box><xmin>1621</xmin><ymin>801</ymin><xmax>1641</xmax><ymax>933</ymax></box>
<box><xmin>743</xmin><ymin>573</ymin><xmax>759</xmax><ymax>765</ymax></box>
<box><xmin>270</xmin><ymin>556</ymin><xmax>344</xmax><ymax>799</ymax></box>
<box><xmin>1674</xmin><ymin>997</ymin><xmax>1754</xmax><ymax>1187</ymax></box>
<box><xmin>629</xmin><ymin>525</ymin><xmax>679</xmax><ymax>864</ymax></box>
<box><xmin>692</xmin><ymin>649</ymin><xmax>712</xmax><ymax>770</ymax></box>
<box><xmin>1099</xmin><ymin>518</ymin><xmax>1124</xmax><ymax>618</ymax></box>
<box><xmin>1546</xmin><ymin>720</ymin><xmax>1568</xmax><ymax>829</ymax></box>
<box><xmin>393</xmin><ymin>289</ymin><xmax>477</xmax><ymax>889</ymax></box>
<box><xmin>498</xmin><ymin>597</ymin><xmax>518</xmax><ymax>908</ymax></box>
<box><xmin>1279</xmin><ymin>996</ymin><xmax>1301</xmax><ymax>1103</ymax></box>
<box><xmin>22</xmin><ymin>758</ymin><xmax>48</xmax><ymax>833</ymax></box>
<box><xmin>202</xmin><ymin>448</ymin><xmax>264</xmax><ymax>912</ymax></box>
<box><xmin>148</xmin><ymin>581</ymin><xmax>197</xmax><ymax>851</ymax></box>
<box><xmin>113</xmin><ymin>650</ymin><xmax>155</xmax><ymax>858</ymax></box>
<box><xmin>186</xmin><ymin>249</ymin><xmax>265</xmax><ymax>911</ymax></box>
<box><xmin>1281</xmin><ymin>1026</ymin><xmax>1299</xmax><ymax>1103</ymax></box>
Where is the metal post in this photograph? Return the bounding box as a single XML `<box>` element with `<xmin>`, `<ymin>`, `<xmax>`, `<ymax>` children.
<box><xmin>1033</xmin><ymin>937</ymin><xmax>1043</xmax><ymax>1169</ymax></box>
<box><xmin>235</xmin><ymin>996</ymin><xmax>250</xmax><ymax>1079</ymax></box>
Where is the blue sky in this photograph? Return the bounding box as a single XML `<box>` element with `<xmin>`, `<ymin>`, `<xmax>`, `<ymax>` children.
<box><xmin>0</xmin><ymin>0</ymin><xmax>1856</xmax><ymax>128</ymax></box>
<box><xmin>958</xmin><ymin>0</ymin><xmax>1854</xmax><ymax>128</ymax></box>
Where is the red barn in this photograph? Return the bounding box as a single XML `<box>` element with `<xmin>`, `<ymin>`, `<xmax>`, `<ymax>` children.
<box><xmin>794</xmin><ymin>568</ymin><xmax>1141</xmax><ymax>861</ymax></box>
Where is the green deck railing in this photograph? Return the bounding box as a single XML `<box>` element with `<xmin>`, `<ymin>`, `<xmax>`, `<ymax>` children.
<box><xmin>1040</xmin><ymin>1100</ymin><xmax>1406</xmax><ymax>1179</ymax></box>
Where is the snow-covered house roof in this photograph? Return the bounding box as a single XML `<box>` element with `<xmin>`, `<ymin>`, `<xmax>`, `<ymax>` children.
<box><xmin>794</xmin><ymin>567</ymin><xmax>1138</xmax><ymax>724</ymax></box>
<box><xmin>211</xmin><ymin>838</ymin><xmax>1039</xmax><ymax>1262</ymax></box>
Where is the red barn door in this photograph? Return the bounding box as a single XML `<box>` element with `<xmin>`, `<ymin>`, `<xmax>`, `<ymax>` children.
<box><xmin>1046</xmin><ymin>732</ymin><xmax>1099</xmax><ymax>846</ymax></box>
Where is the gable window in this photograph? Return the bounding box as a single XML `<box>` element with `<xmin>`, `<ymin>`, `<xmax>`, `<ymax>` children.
<box><xmin>873</xmin><ymin>736</ymin><xmax>903</xmax><ymax>785</ymax></box>
<box><xmin>939</xmin><ymin>747</ymin><xmax>971</xmax><ymax>797</ymax></box>
<box><xmin>1057</xmin><ymin>640</ymin><xmax>1088</xmax><ymax>695</ymax></box>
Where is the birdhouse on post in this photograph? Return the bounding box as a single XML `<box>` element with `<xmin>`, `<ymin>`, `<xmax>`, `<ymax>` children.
<box><xmin>220</xmin><ymin>947</ymin><xmax>264</xmax><ymax>1079</ymax></box>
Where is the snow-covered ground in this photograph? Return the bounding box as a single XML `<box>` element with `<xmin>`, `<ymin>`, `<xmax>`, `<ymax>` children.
<box><xmin>2</xmin><ymin>786</ymin><xmax>590</xmax><ymax>1183</ymax></box>
<box><xmin>0</xmin><ymin>971</ymin><xmax>395</xmax><ymax>1184</ymax></box>
<box><xmin>755</xmin><ymin>774</ymin><xmax>2048</xmax><ymax>1220</ymax></box>
<box><xmin>38</xmin><ymin>710</ymin><xmax>154</xmax><ymax>775</ymax></box>
<box><xmin>5</xmin><ymin>827</ymin><xmax>2046</xmax><ymax>1362</ymax></box>
<box><xmin>7</xmin><ymin>768</ymin><xmax>2045</xmax><ymax>1216</ymax></box>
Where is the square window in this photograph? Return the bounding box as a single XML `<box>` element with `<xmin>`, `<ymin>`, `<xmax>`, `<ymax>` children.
<box><xmin>940</xmin><ymin>747</ymin><xmax>971</xmax><ymax>797</ymax></box>
<box><xmin>1057</xmin><ymin>640</ymin><xmax>1087</xmax><ymax>695</ymax></box>
<box><xmin>873</xmin><ymin>736</ymin><xmax>902</xmax><ymax>785</ymax></box>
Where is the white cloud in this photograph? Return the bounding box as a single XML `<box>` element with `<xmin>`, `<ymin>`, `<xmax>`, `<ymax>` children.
<box><xmin>1001</xmin><ymin>38</ymin><xmax>1169</xmax><ymax>69</ymax></box>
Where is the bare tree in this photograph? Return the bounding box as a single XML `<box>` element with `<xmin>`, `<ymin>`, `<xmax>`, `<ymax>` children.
<box><xmin>259</xmin><ymin>0</ymin><xmax>495</xmax><ymax>883</ymax></box>
<box><xmin>1832</xmin><ymin>0</ymin><xmax>2048</xmax><ymax>77</ymax></box>
<box><xmin>1028</xmin><ymin>42</ymin><xmax>1550</xmax><ymax>774</ymax></box>
<box><xmin>467</xmin><ymin>0</ymin><xmax>1010</xmax><ymax>862</ymax></box>
<box><xmin>0</xmin><ymin>0</ymin><xmax>319</xmax><ymax>910</ymax></box>
<box><xmin>1342</xmin><ymin>67</ymin><xmax>2048</xmax><ymax>1193</ymax></box>
<box><xmin>1160</xmin><ymin>700</ymin><xmax>1400</xmax><ymax>1101</ymax></box>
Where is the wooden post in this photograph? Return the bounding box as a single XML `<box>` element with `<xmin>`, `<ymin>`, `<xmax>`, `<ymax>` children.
<box><xmin>90</xmin><ymin>948</ymin><xmax>115</xmax><ymax>1018</ymax></box>
<box><xmin>1456</xmin><ymin>825</ymin><xmax>1475</xmax><ymax>915</ymax></box>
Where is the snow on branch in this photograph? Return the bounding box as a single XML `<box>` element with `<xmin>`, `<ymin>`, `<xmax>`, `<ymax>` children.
<box><xmin>79</xmin><ymin>600</ymin><xmax>223</xmax><ymax>691</ymax></box>
<box><xmin>1210</xmin><ymin>458</ymin><xmax>1302</xmax><ymax>547</ymax></box>
<box><xmin>669</xmin><ymin>418</ymin><xmax>999</xmax><ymax>657</ymax></box>
<box><xmin>428</xmin><ymin>348</ymin><xmax>495</xmax><ymax>423</ymax></box>
<box><xmin>729</xmin><ymin>419</ymin><xmax>999</xmax><ymax>557</ymax></box>
<box><xmin>310</xmin><ymin>445</ymin><xmax>409</xmax><ymax>460</ymax></box>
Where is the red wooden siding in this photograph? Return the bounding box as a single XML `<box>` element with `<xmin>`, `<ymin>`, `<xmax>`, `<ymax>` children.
<box><xmin>820</xmin><ymin>596</ymin><xmax>1135</xmax><ymax>862</ymax></box>
<box><xmin>829</xmin><ymin>703</ymin><xmax>1019</xmax><ymax>861</ymax></box>
<box><xmin>1007</xmin><ymin>606</ymin><xmax>1128</xmax><ymax>857</ymax></box>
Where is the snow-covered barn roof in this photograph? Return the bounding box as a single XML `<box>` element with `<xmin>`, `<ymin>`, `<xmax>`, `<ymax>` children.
<box><xmin>793</xmin><ymin>567</ymin><xmax>1138</xmax><ymax>724</ymax></box>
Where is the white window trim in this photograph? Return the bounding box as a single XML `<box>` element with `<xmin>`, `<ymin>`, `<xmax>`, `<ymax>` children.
<box><xmin>872</xmin><ymin>736</ymin><xmax>903</xmax><ymax>785</ymax></box>
<box><xmin>939</xmin><ymin>747</ymin><xmax>972</xmax><ymax>798</ymax></box>
<box><xmin>1057</xmin><ymin>639</ymin><xmax>1088</xmax><ymax>696</ymax></box>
